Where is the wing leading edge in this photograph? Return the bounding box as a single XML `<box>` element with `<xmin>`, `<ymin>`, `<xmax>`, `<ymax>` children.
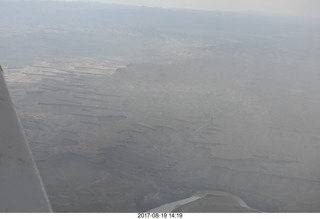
<box><xmin>0</xmin><ymin>65</ymin><xmax>52</xmax><ymax>212</ymax></box>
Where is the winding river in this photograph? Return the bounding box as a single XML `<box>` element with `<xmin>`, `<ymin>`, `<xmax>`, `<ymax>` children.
<box><xmin>148</xmin><ymin>190</ymin><xmax>256</xmax><ymax>212</ymax></box>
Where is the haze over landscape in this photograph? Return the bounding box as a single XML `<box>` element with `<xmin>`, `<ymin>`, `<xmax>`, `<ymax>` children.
<box><xmin>1</xmin><ymin>0</ymin><xmax>320</xmax><ymax>212</ymax></box>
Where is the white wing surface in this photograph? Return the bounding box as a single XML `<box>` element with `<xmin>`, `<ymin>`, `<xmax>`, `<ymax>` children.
<box><xmin>0</xmin><ymin>66</ymin><xmax>52</xmax><ymax>212</ymax></box>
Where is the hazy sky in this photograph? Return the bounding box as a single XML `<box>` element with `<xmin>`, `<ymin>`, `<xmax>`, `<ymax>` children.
<box><xmin>0</xmin><ymin>0</ymin><xmax>319</xmax><ymax>18</ymax></box>
<box><xmin>55</xmin><ymin>0</ymin><xmax>319</xmax><ymax>18</ymax></box>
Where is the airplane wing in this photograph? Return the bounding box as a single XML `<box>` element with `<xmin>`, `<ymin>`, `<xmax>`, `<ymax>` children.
<box><xmin>0</xmin><ymin>65</ymin><xmax>52</xmax><ymax>212</ymax></box>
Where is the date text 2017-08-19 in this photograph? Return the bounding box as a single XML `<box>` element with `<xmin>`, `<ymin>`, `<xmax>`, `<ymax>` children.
<box><xmin>137</xmin><ymin>213</ymin><xmax>183</xmax><ymax>218</ymax></box>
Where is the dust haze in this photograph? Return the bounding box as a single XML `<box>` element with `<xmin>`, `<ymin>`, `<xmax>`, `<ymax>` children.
<box><xmin>1</xmin><ymin>1</ymin><xmax>320</xmax><ymax>212</ymax></box>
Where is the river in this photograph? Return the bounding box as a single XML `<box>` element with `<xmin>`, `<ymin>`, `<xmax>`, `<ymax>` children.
<box><xmin>148</xmin><ymin>190</ymin><xmax>256</xmax><ymax>212</ymax></box>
